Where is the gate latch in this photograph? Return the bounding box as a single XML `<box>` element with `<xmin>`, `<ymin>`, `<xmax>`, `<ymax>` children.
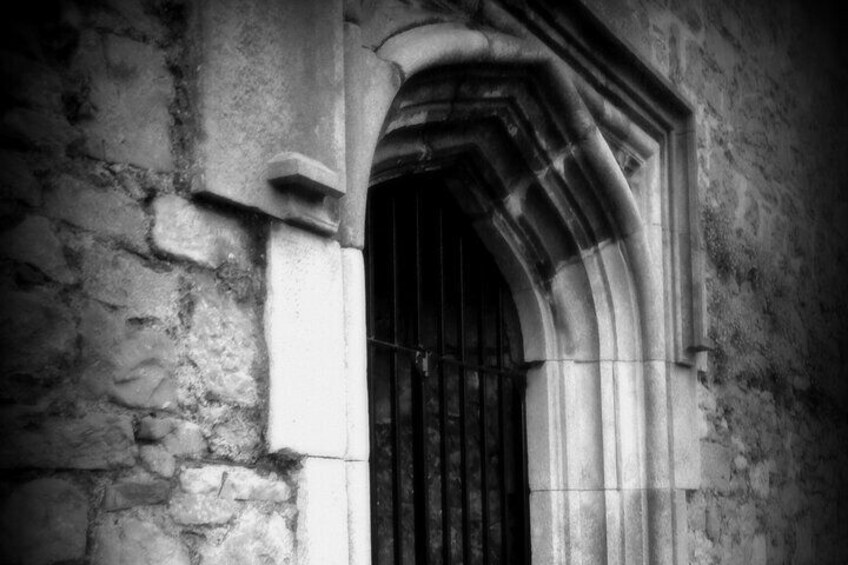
<box><xmin>414</xmin><ymin>349</ymin><xmax>433</xmax><ymax>378</ymax></box>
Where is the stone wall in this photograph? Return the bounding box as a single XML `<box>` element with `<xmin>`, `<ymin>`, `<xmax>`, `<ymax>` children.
<box><xmin>578</xmin><ymin>0</ymin><xmax>848</xmax><ymax>562</ymax></box>
<box><xmin>0</xmin><ymin>1</ymin><xmax>296</xmax><ymax>563</ymax></box>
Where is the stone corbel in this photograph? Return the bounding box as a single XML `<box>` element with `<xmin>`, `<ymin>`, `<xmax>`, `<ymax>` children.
<box><xmin>265</xmin><ymin>152</ymin><xmax>344</xmax><ymax>235</ymax></box>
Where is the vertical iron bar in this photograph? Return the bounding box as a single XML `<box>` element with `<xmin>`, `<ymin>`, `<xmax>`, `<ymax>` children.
<box><xmin>438</xmin><ymin>206</ymin><xmax>451</xmax><ymax>565</ymax></box>
<box><xmin>478</xmin><ymin>263</ymin><xmax>490</xmax><ymax>565</ymax></box>
<box><xmin>458</xmin><ymin>235</ymin><xmax>470</xmax><ymax>565</ymax></box>
<box><xmin>391</xmin><ymin>196</ymin><xmax>404</xmax><ymax>565</ymax></box>
<box><xmin>412</xmin><ymin>190</ymin><xmax>430</xmax><ymax>563</ymax></box>
<box><xmin>497</xmin><ymin>288</ymin><xmax>509</xmax><ymax>560</ymax></box>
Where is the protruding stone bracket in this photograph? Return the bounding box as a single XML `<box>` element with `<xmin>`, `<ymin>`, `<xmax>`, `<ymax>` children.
<box><xmin>267</xmin><ymin>152</ymin><xmax>344</xmax><ymax>199</ymax></box>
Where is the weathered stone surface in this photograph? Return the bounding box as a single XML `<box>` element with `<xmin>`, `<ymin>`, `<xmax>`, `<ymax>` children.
<box><xmin>169</xmin><ymin>493</ymin><xmax>238</xmax><ymax>526</ymax></box>
<box><xmin>220</xmin><ymin>467</ymin><xmax>292</xmax><ymax>502</ymax></box>
<box><xmin>0</xmin><ymin>413</ymin><xmax>136</xmax><ymax>469</ymax></box>
<box><xmin>1</xmin><ymin>107</ymin><xmax>80</xmax><ymax>152</ymax></box>
<box><xmin>0</xmin><ymin>289</ymin><xmax>75</xmax><ymax>377</ymax></box>
<box><xmin>138</xmin><ymin>416</ymin><xmax>178</xmax><ymax>441</ymax></box>
<box><xmin>92</xmin><ymin>516</ymin><xmax>190</xmax><ymax>565</ymax></box>
<box><xmin>296</xmin><ymin>457</ymin><xmax>348</xmax><ymax>564</ymax></box>
<box><xmin>180</xmin><ymin>465</ymin><xmax>292</xmax><ymax>502</ymax></box>
<box><xmin>162</xmin><ymin>420</ymin><xmax>207</xmax><ymax>457</ymax></box>
<box><xmin>199</xmin><ymin>507</ymin><xmax>294</xmax><ymax>565</ymax></box>
<box><xmin>140</xmin><ymin>444</ymin><xmax>176</xmax><ymax>478</ymax></box>
<box><xmin>0</xmin><ymin>150</ymin><xmax>41</xmax><ymax>206</ymax></box>
<box><xmin>152</xmin><ymin>194</ymin><xmax>252</xmax><ymax>269</ymax></box>
<box><xmin>0</xmin><ymin>478</ymin><xmax>88</xmax><ymax>565</ymax></box>
<box><xmin>266</xmin><ymin>223</ymin><xmax>345</xmax><ymax>457</ymax></box>
<box><xmin>74</xmin><ymin>31</ymin><xmax>174</xmax><ymax>171</ymax></box>
<box><xmin>0</xmin><ymin>215</ymin><xmax>75</xmax><ymax>283</ymax></box>
<box><xmin>180</xmin><ymin>465</ymin><xmax>226</xmax><ymax>494</ymax></box>
<box><xmin>180</xmin><ymin>465</ymin><xmax>289</xmax><ymax>501</ymax></box>
<box><xmin>194</xmin><ymin>0</ymin><xmax>344</xmax><ymax>228</ymax></box>
<box><xmin>187</xmin><ymin>279</ymin><xmax>258</xmax><ymax>406</ymax></box>
<box><xmin>207</xmin><ymin>414</ymin><xmax>261</xmax><ymax>462</ymax></box>
<box><xmin>81</xmin><ymin>302</ymin><xmax>178</xmax><ymax>410</ymax></box>
<box><xmin>701</xmin><ymin>442</ymin><xmax>733</xmax><ymax>492</ymax></box>
<box><xmin>103</xmin><ymin>479</ymin><xmax>170</xmax><ymax>511</ymax></box>
<box><xmin>79</xmin><ymin>240</ymin><xmax>180</xmax><ymax>321</ymax></box>
<box><xmin>45</xmin><ymin>174</ymin><xmax>148</xmax><ymax>250</ymax></box>
<box><xmin>139</xmin><ymin>417</ymin><xmax>206</xmax><ymax>457</ymax></box>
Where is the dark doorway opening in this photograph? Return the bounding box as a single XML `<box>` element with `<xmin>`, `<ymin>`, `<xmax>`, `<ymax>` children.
<box><xmin>365</xmin><ymin>175</ymin><xmax>531</xmax><ymax>565</ymax></box>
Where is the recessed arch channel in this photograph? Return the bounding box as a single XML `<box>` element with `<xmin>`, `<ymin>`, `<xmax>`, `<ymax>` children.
<box><xmin>336</xmin><ymin>20</ymin><xmax>702</xmax><ymax>565</ymax></box>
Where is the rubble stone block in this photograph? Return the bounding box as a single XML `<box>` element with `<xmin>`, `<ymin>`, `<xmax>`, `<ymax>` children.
<box><xmin>187</xmin><ymin>278</ymin><xmax>259</xmax><ymax>406</ymax></box>
<box><xmin>169</xmin><ymin>493</ymin><xmax>238</xmax><ymax>526</ymax></box>
<box><xmin>0</xmin><ymin>215</ymin><xmax>75</xmax><ymax>283</ymax></box>
<box><xmin>0</xmin><ymin>413</ymin><xmax>137</xmax><ymax>469</ymax></box>
<box><xmin>199</xmin><ymin>507</ymin><xmax>294</xmax><ymax>565</ymax></box>
<box><xmin>0</xmin><ymin>478</ymin><xmax>88</xmax><ymax>565</ymax></box>
<box><xmin>92</xmin><ymin>516</ymin><xmax>190</xmax><ymax>565</ymax></box>
<box><xmin>162</xmin><ymin>420</ymin><xmax>207</xmax><ymax>458</ymax></box>
<box><xmin>46</xmin><ymin>174</ymin><xmax>148</xmax><ymax>250</ymax></box>
<box><xmin>80</xmin><ymin>302</ymin><xmax>178</xmax><ymax>410</ymax></box>
<box><xmin>74</xmin><ymin>31</ymin><xmax>174</xmax><ymax>171</ymax></box>
<box><xmin>0</xmin><ymin>289</ymin><xmax>76</xmax><ymax>378</ymax></box>
<box><xmin>220</xmin><ymin>467</ymin><xmax>292</xmax><ymax>502</ymax></box>
<box><xmin>102</xmin><ymin>479</ymin><xmax>170</xmax><ymax>511</ymax></box>
<box><xmin>701</xmin><ymin>442</ymin><xmax>733</xmax><ymax>492</ymax></box>
<box><xmin>152</xmin><ymin>194</ymin><xmax>253</xmax><ymax>269</ymax></box>
<box><xmin>80</xmin><ymin>240</ymin><xmax>180</xmax><ymax>321</ymax></box>
<box><xmin>140</xmin><ymin>445</ymin><xmax>176</xmax><ymax>478</ymax></box>
<box><xmin>0</xmin><ymin>150</ymin><xmax>41</xmax><ymax>205</ymax></box>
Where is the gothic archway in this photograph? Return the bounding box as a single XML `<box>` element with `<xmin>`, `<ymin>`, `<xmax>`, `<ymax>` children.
<box><xmin>336</xmin><ymin>18</ymin><xmax>704</xmax><ymax>564</ymax></box>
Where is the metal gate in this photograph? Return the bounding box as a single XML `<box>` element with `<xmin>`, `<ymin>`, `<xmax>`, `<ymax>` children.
<box><xmin>365</xmin><ymin>175</ymin><xmax>530</xmax><ymax>565</ymax></box>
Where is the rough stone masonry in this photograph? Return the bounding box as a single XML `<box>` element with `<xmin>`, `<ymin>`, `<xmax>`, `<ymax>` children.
<box><xmin>0</xmin><ymin>0</ymin><xmax>846</xmax><ymax>564</ymax></box>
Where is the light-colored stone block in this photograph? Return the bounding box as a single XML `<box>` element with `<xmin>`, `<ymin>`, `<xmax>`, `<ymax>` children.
<box><xmin>0</xmin><ymin>215</ymin><xmax>75</xmax><ymax>283</ymax></box>
<box><xmin>598</xmin><ymin>241</ymin><xmax>642</xmax><ymax>361</ymax></box>
<box><xmin>529</xmin><ymin>490</ymin><xmax>568</xmax><ymax>565</ymax></box>
<box><xmin>297</xmin><ymin>457</ymin><xmax>349</xmax><ymax>565</ymax></box>
<box><xmin>563</xmin><ymin>361</ymin><xmax>604</xmax><ymax>490</ymax></box>
<box><xmin>512</xmin><ymin>286</ymin><xmax>554</xmax><ymax>362</ymax></box>
<box><xmin>616</xmin><ymin>361</ymin><xmax>647</xmax><ymax>489</ymax></box>
<box><xmin>599</xmin><ymin>361</ymin><xmax>620</xmax><ymax>489</ymax></box>
<box><xmin>550</xmin><ymin>261</ymin><xmax>600</xmax><ymax>361</ymax></box>
<box><xmin>152</xmin><ymin>195</ymin><xmax>252</xmax><ymax>270</ymax></box>
<box><xmin>525</xmin><ymin>361</ymin><xmax>566</xmax><ymax>491</ymax></box>
<box><xmin>339</xmin><ymin>23</ymin><xmax>399</xmax><ymax>248</ymax></box>
<box><xmin>343</xmin><ymin>248</ymin><xmax>369</xmax><ymax>462</ymax></box>
<box><xmin>670</xmin><ymin>362</ymin><xmax>701</xmax><ymax>489</ymax></box>
<box><xmin>266</xmin><ymin>223</ymin><xmax>346</xmax><ymax>458</ymax></box>
<box><xmin>346</xmin><ymin>461</ymin><xmax>371</xmax><ymax>565</ymax></box>
<box><xmin>644</xmin><ymin>360</ymin><xmax>671</xmax><ymax>488</ymax></box>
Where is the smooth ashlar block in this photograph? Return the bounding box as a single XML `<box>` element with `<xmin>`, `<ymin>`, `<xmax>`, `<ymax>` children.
<box><xmin>525</xmin><ymin>361</ymin><xmax>566</xmax><ymax>491</ymax></box>
<box><xmin>342</xmin><ymin>248</ymin><xmax>369</xmax><ymax>462</ymax></box>
<box><xmin>297</xmin><ymin>457</ymin><xmax>349</xmax><ymax>565</ymax></box>
<box><xmin>266</xmin><ymin>223</ymin><xmax>346</xmax><ymax>458</ymax></box>
<box><xmin>346</xmin><ymin>461</ymin><xmax>371</xmax><ymax>565</ymax></box>
<box><xmin>194</xmin><ymin>0</ymin><xmax>345</xmax><ymax>232</ymax></box>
